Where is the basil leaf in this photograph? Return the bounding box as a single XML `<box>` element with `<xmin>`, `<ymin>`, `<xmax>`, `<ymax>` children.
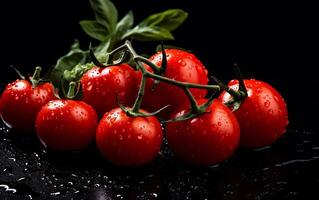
<box><xmin>50</xmin><ymin>40</ymin><xmax>89</xmax><ymax>88</ymax></box>
<box><xmin>123</xmin><ymin>26</ymin><xmax>174</xmax><ymax>41</ymax></box>
<box><xmin>139</xmin><ymin>9</ymin><xmax>188</xmax><ymax>31</ymax></box>
<box><xmin>89</xmin><ymin>0</ymin><xmax>118</xmax><ymax>32</ymax></box>
<box><xmin>115</xmin><ymin>11</ymin><xmax>134</xmax><ymax>37</ymax></box>
<box><xmin>79</xmin><ymin>20</ymin><xmax>108</xmax><ymax>41</ymax></box>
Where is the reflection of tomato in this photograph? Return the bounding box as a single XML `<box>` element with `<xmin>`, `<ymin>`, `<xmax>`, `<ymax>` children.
<box><xmin>0</xmin><ymin>80</ymin><xmax>56</xmax><ymax>132</ymax></box>
<box><xmin>166</xmin><ymin>99</ymin><xmax>240</xmax><ymax>165</ymax></box>
<box><xmin>36</xmin><ymin>100</ymin><xmax>98</xmax><ymax>151</ymax></box>
<box><xmin>141</xmin><ymin>49</ymin><xmax>208</xmax><ymax>117</ymax></box>
<box><xmin>219</xmin><ymin>79</ymin><xmax>289</xmax><ymax>149</ymax></box>
<box><xmin>81</xmin><ymin>64</ymin><xmax>138</xmax><ymax>116</ymax></box>
<box><xmin>96</xmin><ymin>108</ymin><xmax>163</xmax><ymax>166</ymax></box>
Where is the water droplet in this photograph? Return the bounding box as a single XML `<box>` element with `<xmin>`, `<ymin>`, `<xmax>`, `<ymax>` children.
<box><xmin>264</xmin><ymin>100</ymin><xmax>270</xmax><ymax>107</ymax></box>
<box><xmin>15</xmin><ymin>96</ymin><xmax>19</xmax><ymax>100</ymax></box>
<box><xmin>0</xmin><ymin>184</ymin><xmax>17</xmax><ymax>193</ymax></box>
<box><xmin>119</xmin><ymin>135</ymin><xmax>123</xmax><ymax>140</ymax></box>
<box><xmin>116</xmin><ymin>194</ymin><xmax>123</xmax><ymax>199</ymax></box>
<box><xmin>115</xmin><ymin>79</ymin><xmax>121</xmax><ymax>84</ymax></box>
<box><xmin>268</xmin><ymin>109</ymin><xmax>274</xmax><ymax>115</ymax></box>
<box><xmin>217</xmin><ymin>122</ymin><xmax>222</xmax><ymax>126</ymax></box>
<box><xmin>274</xmin><ymin>95</ymin><xmax>279</xmax><ymax>102</ymax></box>
<box><xmin>256</xmin><ymin>87</ymin><xmax>263</xmax><ymax>94</ymax></box>
<box><xmin>50</xmin><ymin>192</ymin><xmax>61</xmax><ymax>196</ymax></box>
<box><xmin>86</xmin><ymin>81</ymin><xmax>93</xmax><ymax>91</ymax></box>
<box><xmin>51</xmin><ymin>112</ymin><xmax>55</xmax><ymax>116</ymax></box>
<box><xmin>137</xmin><ymin>135</ymin><xmax>143</xmax><ymax>140</ymax></box>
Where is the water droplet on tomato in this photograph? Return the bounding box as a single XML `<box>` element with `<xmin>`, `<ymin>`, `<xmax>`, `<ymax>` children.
<box><xmin>119</xmin><ymin>135</ymin><xmax>123</xmax><ymax>140</ymax></box>
<box><xmin>51</xmin><ymin>112</ymin><xmax>55</xmax><ymax>116</ymax></box>
<box><xmin>218</xmin><ymin>121</ymin><xmax>222</xmax><ymax>126</ymax></box>
<box><xmin>274</xmin><ymin>95</ymin><xmax>279</xmax><ymax>102</ymax></box>
<box><xmin>137</xmin><ymin>135</ymin><xmax>143</xmax><ymax>140</ymax></box>
<box><xmin>87</xmin><ymin>84</ymin><xmax>93</xmax><ymax>91</ymax></box>
<box><xmin>264</xmin><ymin>100</ymin><xmax>270</xmax><ymax>107</ymax></box>
<box><xmin>256</xmin><ymin>87</ymin><xmax>263</xmax><ymax>94</ymax></box>
<box><xmin>268</xmin><ymin>109</ymin><xmax>274</xmax><ymax>115</ymax></box>
<box><xmin>115</xmin><ymin>78</ymin><xmax>120</xmax><ymax>84</ymax></box>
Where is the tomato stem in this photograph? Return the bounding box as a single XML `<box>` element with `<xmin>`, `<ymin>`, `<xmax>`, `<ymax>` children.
<box><xmin>96</xmin><ymin>40</ymin><xmax>221</xmax><ymax>120</ymax></box>
<box><xmin>66</xmin><ymin>82</ymin><xmax>78</xmax><ymax>99</ymax></box>
<box><xmin>233</xmin><ymin>63</ymin><xmax>248</xmax><ymax>98</ymax></box>
<box><xmin>10</xmin><ymin>65</ymin><xmax>25</xmax><ymax>80</ymax></box>
<box><xmin>132</xmin><ymin>66</ymin><xmax>147</xmax><ymax>113</ymax></box>
<box><xmin>30</xmin><ymin>66</ymin><xmax>42</xmax><ymax>89</ymax></box>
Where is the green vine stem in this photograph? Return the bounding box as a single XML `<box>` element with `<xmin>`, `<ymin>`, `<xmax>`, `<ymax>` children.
<box><xmin>30</xmin><ymin>66</ymin><xmax>42</xmax><ymax>88</ymax></box>
<box><xmin>95</xmin><ymin>40</ymin><xmax>221</xmax><ymax>121</ymax></box>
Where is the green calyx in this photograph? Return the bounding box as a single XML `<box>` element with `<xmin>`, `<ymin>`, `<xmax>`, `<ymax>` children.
<box><xmin>29</xmin><ymin>66</ymin><xmax>43</xmax><ymax>89</ymax></box>
<box><xmin>10</xmin><ymin>65</ymin><xmax>49</xmax><ymax>89</ymax></box>
<box><xmin>93</xmin><ymin>40</ymin><xmax>220</xmax><ymax>121</ymax></box>
<box><xmin>211</xmin><ymin>64</ymin><xmax>248</xmax><ymax>112</ymax></box>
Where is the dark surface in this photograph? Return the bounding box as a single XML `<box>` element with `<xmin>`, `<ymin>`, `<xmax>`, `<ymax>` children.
<box><xmin>1</xmin><ymin>122</ymin><xmax>319</xmax><ymax>199</ymax></box>
<box><xmin>1</xmin><ymin>0</ymin><xmax>319</xmax><ymax>199</ymax></box>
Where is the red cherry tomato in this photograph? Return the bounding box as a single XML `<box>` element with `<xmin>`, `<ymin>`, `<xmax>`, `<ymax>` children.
<box><xmin>35</xmin><ymin>100</ymin><xmax>98</xmax><ymax>151</ymax></box>
<box><xmin>219</xmin><ymin>79</ymin><xmax>289</xmax><ymax>149</ymax></box>
<box><xmin>81</xmin><ymin>64</ymin><xmax>138</xmax><ymax>116</ymax></box>
<box><xmin>96</xmin><ymin>107</ymin><xmax>163</xmax><ymax>167</ymax></box>
<box><xmin>0</xmin><ymin>79</ymin><xmax>56</xmax><ymax>132</ymax></box>
<box><xmin>166</xmin><ymin>99</ymin><xmax>240</xmax><ymax>166</ymax></box>
<box><xmin>141</xmin><ymin>49</ymin><xmax>208</xmax><ymax>117</ymax></box>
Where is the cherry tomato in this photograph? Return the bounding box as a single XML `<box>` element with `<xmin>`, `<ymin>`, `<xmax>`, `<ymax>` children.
<box><xmin>0</xmin><ymin>79</ymin><xmax>56</xmax><ymax>132</ymax></box>
<box><xmin>81</xmin><ymin>64</ymin><xmax>138</xmax><ymax>116</ymax></box>
<box><xmin>219</xmin><ymin>79</ymin><xmax>289</xmax><ymax>149</ymax></box>
<box><xmin>96</xmin><ymin>107</ymin><xmax>163</xmax><ymax>167</ymax></box>
<box><xmin>142</xmin><ymin>49</ymin><xmax>208</xmax><ymax>117</ymax></box>
<box><xmin>35</xmin><ymin>100</ymin><xmax>98</xmax><ymax>151</ymax></box>
<box><xmin>166</xmin><ymin>99</ymin><xmax>240</xmax><ymax>166</ymax></box>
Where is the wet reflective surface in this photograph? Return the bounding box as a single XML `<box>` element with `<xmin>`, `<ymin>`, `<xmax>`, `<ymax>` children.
<box><xmin>1</xmin><ymin>121</ymin><xmax>319</xmax><ymax>200</ymax></box>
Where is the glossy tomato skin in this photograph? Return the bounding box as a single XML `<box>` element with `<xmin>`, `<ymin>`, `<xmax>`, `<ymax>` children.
<box><xmin>35</xmin><ymin>100</ymin><xmax>98</xmax><ymax>151</ymax></box>
<box><xmin>219</xmin><ymin>79</ymin><xmax>289</xmax><ymax>149</ymax></box>
<box><xmin>81</xmin><ymin>64</ymin><xmax>138</xmax><ymax>116</ymax></box>
<box><xmin>0</xmin><ymin>79</ymin><xmax>56</xmax><ymax>132</ymax></box>
<box><xmin>166</xmin><ymin>99</ymin><xmax>240</xmax><ymax>166</ymax></box>
<box><xmin>96</xmin><ymin>108</ymin><xmax>163</xmax><ymax>167</ymax></box>
<box><xmin>142</xmin><ymin>49</ymin><xmax>208</xmax><ymax>117</ymax></box>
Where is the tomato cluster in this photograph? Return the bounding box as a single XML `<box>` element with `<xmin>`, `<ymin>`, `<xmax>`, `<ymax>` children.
<box><xmin>0</xmin><ymin>45</ymin><xmax>288</xmax><ymax>167</ymax></box>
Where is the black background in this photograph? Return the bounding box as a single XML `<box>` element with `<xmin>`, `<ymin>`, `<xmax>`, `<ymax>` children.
<box><xmin>0</xmin><ymin>0</ymin><xmax>318</xmax><ymax>131</ymax></box>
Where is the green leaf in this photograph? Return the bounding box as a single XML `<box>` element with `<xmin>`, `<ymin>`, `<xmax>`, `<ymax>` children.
<box><xmin>89</xmin><ymin>0</ymin><xmax>118</xmax><ymax>32</ymax></box>
<box><xmin>79</xmin><ymin>20</ymin><xmax>109</xmax><ymax>41</ymax></box>
<box><xmin>139</xmin><ymin>9</ymin><xmax>188</xmax><ymax>31</ymax></box>
<box><xmin>49</xmin><ymin>40</ymin><xmax>89</xmax><ymax>88</ymax></box>
<box><xmin>94</xmin><ymin>37</ymin><xmax>112</xmax><ymax>62</ymax></box>
<box><xmin>115</xmin><ymin>11</ymin><xmax>134</xmax><ymax>37</ymax></box>
<box><xmin>123</xmin><ymin>26</ymin><xmax>174</xmax><ymax>41</ymax></box>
